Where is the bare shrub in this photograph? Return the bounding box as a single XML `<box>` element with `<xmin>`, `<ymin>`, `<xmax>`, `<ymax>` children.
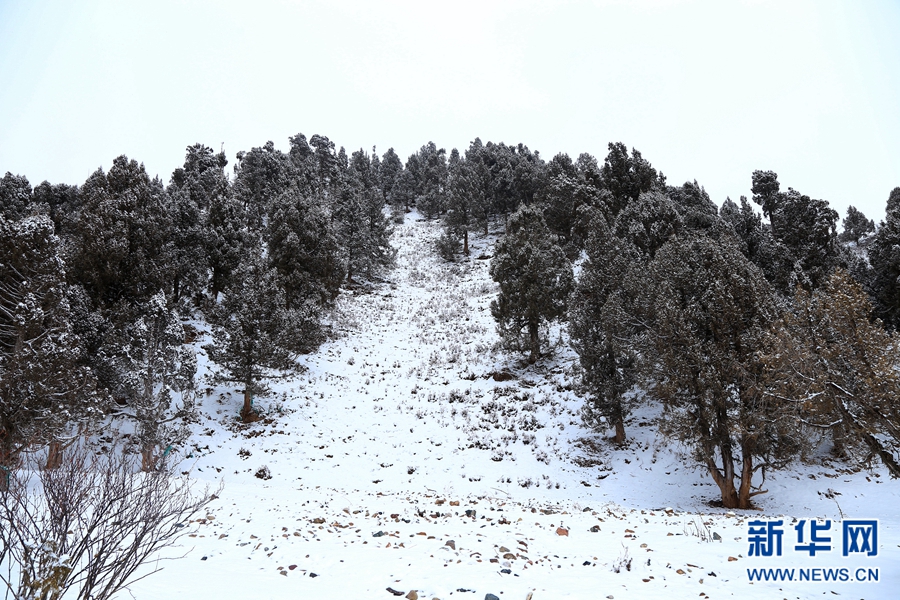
<box><xmin>0</xmin><ymin>443</ymin><xmax>218</xmax><ymax>600</ymax></box>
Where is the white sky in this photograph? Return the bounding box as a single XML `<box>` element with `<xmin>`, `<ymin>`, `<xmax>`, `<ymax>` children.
<box><xmin>1</xmin><ymin>0</ymin><xmax>898</xmax><ymax>222</ymax></box>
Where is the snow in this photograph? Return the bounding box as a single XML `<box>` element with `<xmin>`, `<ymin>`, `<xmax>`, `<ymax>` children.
<box><xmin>132</xmin><ymin>213</ymin><xmax>899</xmax><ymax>599</ymax></box>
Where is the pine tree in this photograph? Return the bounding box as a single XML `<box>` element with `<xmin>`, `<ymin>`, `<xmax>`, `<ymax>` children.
<box><xmin>490</xmin><ymin>205</ymin><xmax>573</xmax><ymax>363</ymax></box>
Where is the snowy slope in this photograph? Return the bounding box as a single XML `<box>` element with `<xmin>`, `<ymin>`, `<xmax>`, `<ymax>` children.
<box><xmin>131</xmin><ymin>213</ymin><xmax>899</xmax><ymax>600</ymax></box>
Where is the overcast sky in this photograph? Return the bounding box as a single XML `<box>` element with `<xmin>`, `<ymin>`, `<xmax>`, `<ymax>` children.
<box><xmin>1</xmin><ymin>0</ymin><xmax>898</xmax><ymax>221</ymax></box>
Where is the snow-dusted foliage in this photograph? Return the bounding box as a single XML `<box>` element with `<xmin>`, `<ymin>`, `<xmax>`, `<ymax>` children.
<box><xmin>113</xmin><ymin>292</ymin><xmax>196</xmax><ymax>471</ymax></box>
<box><xmin>489</xmin><ymin>205</ymin><xmax>573</xmax><ymax>363</ymax></box>
<box><xmin>205</xmin><ymin>253</ymin><xmax>322</xmax><ymax>422</ymax></box>
<box><xmin>0</xmin><ymin>215</ymin><xmax>102</xmax><ymax>473</ymax></box>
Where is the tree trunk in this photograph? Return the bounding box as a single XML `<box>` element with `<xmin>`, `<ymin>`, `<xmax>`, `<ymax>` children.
<box><xmin>0</xmin><ymin>444</ymin><xmax>13</xmax><ymax>492</ymax></box>
<box><xmin>830</xmin><ymin>419</ymin><xmax>848</xmax><ymax>458</ymax></box>
<box><xmin>706</xmin><ymin>451</ymin><xmax>740</xmax><ymax>509</ymax></box>
<box><xmin>210</xmin><ymin>268</ymin><xmax>222</xmax><ymax>301</ymax></box>
<box><xmin>613</xmin><ymin>418</ymin><xmax>626</xmax><ymax>444</ymax></box>
<box><xmin>528</xmin><ymin>319</ymin><xmax>540</xmax><ymax>364</ymax></box>
<box><xmin>46</xmin><ymin>440</ymin><xmax>63</xmax><ymax>469</ymax></box>
<box><xmin>463</xmin><ymin>229</ymin><xmax>469</xmax><ymax>256</ymax></box>
<box><xmin>241</xmin><ymin>386</ymin><xmax>258</xmax><ymax>423</ymax></box>
<box><xmin>736</xmin><ymin>452</ymin><xmax>754</xmax><ymax>509</ymax></box>
<box><xmin>141</xmin><ymin>446</ymin><xmax>156</xmax><ymax>472</ymax></box>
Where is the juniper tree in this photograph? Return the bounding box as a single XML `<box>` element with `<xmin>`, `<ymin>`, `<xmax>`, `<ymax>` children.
<box><xmin>868</xmin><ymin>188</ymin><xmax>900</xmax><ymax>328</ymax></box>
<box><xmin>205</xmin><ymin>187</ymin><xmax>247</xmax><ymax>301</ymax></box>
<box><xmin>490</xmin><ymin>205</ymin><xmax>573</xmax><ymax>363</ymax></box>
<box><xmin>267</xmin><ymin>184</ymin><xmax>343</xmax><ymax>305</ymax></box>
<box><xmin>539</xmin><ymin>153</ymin><xmax>578</xmax><ymax>239</ymax></box>
<box><xmin>444</xmin><ymin>148</ymin><xmax>482</xmax><ymax>257</ymax></box>
<box><xmin>0</xmin><ymin>172</ymin><xmax>32</xmax><ymax>220</ymax></box>
<box><xmin>839</xmin><ymin>205</ymin><xmax>875</xmax><ymax>244</ymax></box>
<box><xmin>112</xmin><ymin>293</ymin><xmax>196</xmax><ymax>471</ymax></box>
<box><xmin>750</xmin><ymin>170</ymin><xmax>840</xmax><ymax>293</ymax></box>
<box><xmin>69</xmin><ymin>156</ymin><xmax>173</xmax><ymax>310</ymax></box>
<box><xmin>600</xmin><ymin>142</ymin><xmax>663</xmax><ymax>214</ymax></box>
<box><xmin>31</xmin><ymin>180</ymin><xmax>80</xmax><ymax>237</ymax></box>
<box><xmin>612</xmin><ymin>190</ymin><xmax>683</xmax><ymax>260</ymax></box>
<box><xmin>380</xmin><ymin>147</ymin><xmax>404</xmax><ymax>205</ymax></box>
<box><xmin>569</xmin><ymin>216</ymin><xmax>642</xmax><ymax>443</ymax></box>
<box><xmin>762</xmin><ymin>270</ymin><xmax>900</xmax><ymax>475</ymax></box>
<box><xmin>411</xmin><ymin>142</ymin><xmax>448</xmax><ymax>219</ymax></box>
<box><xmin>668</xmin><ymin>180</ymin><xmax>718</xmax><ymax>230</ymax></box>
<box><xmin>644</xmin><ymin>234</ymin><xmax>794</xmax><ymax>509</ymax></box>
<box><xmin>0</xmin><ymin>215</ymin><xmax>103</xmax><ymax>479</ymax></box>
<box><xmin>232</xmin><ymin>141</ymin><xmax>292</xmax><ymax>230</ymax></box>
<box><xmin>205</xmin><ymin>254</ymin><xmax>322</xmax><ymax>422</ymax></box>
<box><xmin>167</xmin><ymin>144</ymin><xmax>230</xmax><ymax>304</ymax></box>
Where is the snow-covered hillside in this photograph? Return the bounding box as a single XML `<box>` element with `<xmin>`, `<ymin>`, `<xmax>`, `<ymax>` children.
<box><xmin>133</xmin><ymin>214</ymin><xmax>899</xmax><ymax>600</ymax></box>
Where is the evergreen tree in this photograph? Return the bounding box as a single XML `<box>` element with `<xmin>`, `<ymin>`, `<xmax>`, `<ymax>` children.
<box><xmin>839</xmin><ymin>205</ymin><xmax>875</xmax><ymax>244</ymax></box>
<box><xmin>600</xmin><ymin>142</ymin><xmax>663</xmax><ymax>214</ymax></box>
<box><xmin>288</xmin><ymin>133</ymin><xmax>321</xmax><ymax>195</ymax></box>
<box><xmin>612</xmin><ymin>190</ymin><xmax>683</xmax><ymax>260</ymax></box>
<box><xmin>309</xmin><ymin>134</ymin><xmax>341</xmax><ymax>193</ymax></box>
<box><xmin>668</xmin><ymin>180</ymin><xmax>718</xmax><ymax>230</ymax></box>
<box><xmin>463</xmin><ymin>138</ymin><xmax>494</xmax><ymax>235</ymax></box>
<box><xmin>267</xmin><ymin>184</ymin><xmax>343</xmax><ymax>305</ymax></box>
<box><xmin>762</xmin><ymin>270</ymin><xmax>900</xmax><ymax>475</ymax></box>
<box><xmin>69</xmin><ymin>156</ymin><xmax>173</xmax><ymax>310</ymax></box>
<box><xmin>392</xmin><ymin>168</ymin><xmax>418</xmax><ymax>213</ymax></box>
<box><xmin>31</xmin><ymin>181</ymin><xmax>80</xmax><ymax>237</ymax></box>
<box><xmin>205</xmin><ymin>254</ymin><xmax>322</xmax><ymax>422</ymax></box>
<box><xmin>232</xmin><ymin>141</ymin><xmax>292</xmax><ymax>230</ymax></box>
<box><xmin>865</xmin><ymin>188</ymin><xmax>900</xmax><ymax>328</ymax></box>
<box><xmin>412</xmin><ymin>142</ymin><xmax>448</xmax><ymax>219</ymax></box>
<box><xmin>490</xmin><ymin>205</ymin><xmax>573</xmax><ymax>363</ymax></box>
<box><xmin>380</xmin><ymin>147</ymin><xmax>404</xmax><ymax>205</ymax></box>
<box><xmin>0</xmin><ymin>215</ymin><xmax>103</xmax><ymax>480</ymax></box>
<box><xmin>569</xmin><ymin>215</ymin><xmax>642</xmax><ymax>443</ymax></box>
<box><xmin>750</xmin><ymin>170</ymin><xmax>840</xmax><ymax>293</ymax></box>
<box><xmin>0</xmin><ymin>172</ymin><xmax>32</xmax><ymax>221</ymax></box>
<box><xmin>205</xmin><ymin>187</ymin><xmax>247</xmax><ymax>301</ymax></box>
<box><xmin>644</xmin><ymin>235</ymin><xmax>793</xmax><ymax>509</ymax></box>
<box><xmin>112</xmin><ymin>292</ymin><xmax>196</xmax><ymax>471</ymax></box>
<box><xmin>333</xmin><ymin>149</ymin><xmax>395</xmax><ymax>282</ymax></box>
<box><xmin>444</xmin><ymin>148</ymin><xmax>481</xmax><ymax>257</ymax></box>
<box><xmin>167</xmin><ymin>148</ymin><xmax>215</xmax><ymax>305</ymax></box>
<box><xmin>539</xmin><ymin>153</ymin><xmax>580</xmax><ymax>251</ymax></box>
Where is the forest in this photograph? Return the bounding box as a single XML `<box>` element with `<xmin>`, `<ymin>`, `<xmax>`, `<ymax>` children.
<box><xmin>1</xmin><ymin>132</ymin><xmax>899</xmax><ymax>552</ymax></box>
